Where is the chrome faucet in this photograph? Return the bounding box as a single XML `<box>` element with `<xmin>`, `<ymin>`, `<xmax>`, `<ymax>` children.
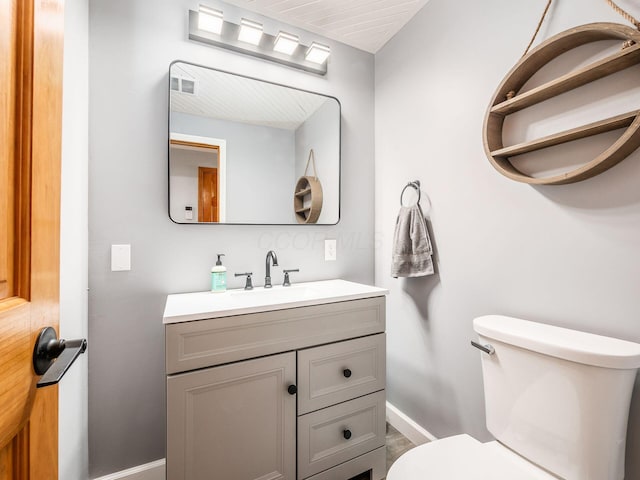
<box><xmin>264</xmin><ymin>250</ymin><xmax>279</xmax><ymax>288</ymax></box>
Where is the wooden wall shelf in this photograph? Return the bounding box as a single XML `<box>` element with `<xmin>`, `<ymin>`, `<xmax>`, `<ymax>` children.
<box><xmin>490</xmin><ymin>43</ymin><xmax>640</xmax><ymax>116</ymax></box>
<box><xmin>491</xmin><ymin>110</ymin><xmax>640</xmax><ymax>158</ymax></box>
<box><xmin>294</xmin><ymin>176</ymin><xmax>323</xmax><ymax>224</ymax></box>
<box><xmin>483</xmin><ymin>23</ymin><xmax>640</xmax><ymax>185</ymax></box>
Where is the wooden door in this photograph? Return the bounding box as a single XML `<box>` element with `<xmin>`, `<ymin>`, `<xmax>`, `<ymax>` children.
<box><xmin>0</xmin><ymin>0</ymin><xmax>64</xmax><ymax>478</ymax></box>
<box><xmin>198</xmin><ymin>167</ymin><xmax>219</xmax><ymax>222</ymax></box>
<box><xmin>166</xmin><ymin>352</ymin><xmax>296</xmax><ymax>480</ymax></box>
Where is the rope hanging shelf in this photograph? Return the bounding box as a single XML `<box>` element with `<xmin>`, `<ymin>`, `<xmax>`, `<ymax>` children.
<box><xmin>482</xmin><ymin>1</ymin><xmax>640</xmax><ymax>185</ymax></box>
<box><xmin>294</xmin><ymin>149</ymin><xmax>323</xmax><ymax>224</ymax></box>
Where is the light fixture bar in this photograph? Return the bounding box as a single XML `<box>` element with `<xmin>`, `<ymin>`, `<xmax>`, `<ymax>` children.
<box><xmin>238</xmin><ymin>18</ymin><xmax>264</xmax><ymax>45</ymax></box>
<box><xmin>198</xmin><ymin>5</ymin><xmax>224</xmax><ymax>35</ymax></box>
<box><xmin>273</xmin><ymin>31</ymin><xmax>300</xmax><ymax>55</ymax></box>
<box><xmin>305</xmin><ymin>42</ymin><xmax>331</xmax><ymax>65</ymax></box>
<box><xmin>188</xmin><ymin>10</ymin><xmax>327</xmax><ymax>76</ymax></box>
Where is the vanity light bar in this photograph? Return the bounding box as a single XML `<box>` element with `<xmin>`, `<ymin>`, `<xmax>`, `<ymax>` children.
<box><xmin>238</xmin><ymin>18</ymin><xmax>264</xmax><ymax>46</ymax></box>
<box><xmin>197</xmin><ymin>5</ymin><xmax>224</xmax><ymax>35</ymax></box>
<box><xmin>273</xmin><ymin>31</ymin><xmax>300</xmax><ymax>55</ymax></box>
<box><xmin>305</xmin><ymin>42</ymin><xmax>331</xmax><ymax>65</ymax></box>
<box><xmin>188</xmin><ymin>9</ymin><xmax>329</xmax><ymax>75</ymax></box>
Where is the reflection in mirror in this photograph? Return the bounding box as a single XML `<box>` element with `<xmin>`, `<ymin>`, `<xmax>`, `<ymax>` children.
<box><xmin>168</xmin><ymin>61</ymin><xmax>340</xmax><ymax>224</ymax></box>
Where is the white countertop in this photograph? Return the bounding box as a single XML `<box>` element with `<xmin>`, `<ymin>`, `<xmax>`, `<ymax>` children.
<box><xmin>163</xmin><ymin>279</ymin><xmax>388</xmax><ymax>324</ymax></box>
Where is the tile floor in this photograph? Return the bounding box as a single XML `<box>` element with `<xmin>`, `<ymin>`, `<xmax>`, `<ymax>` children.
<box><xmin>349</xmin><ymin>423</ymin><xmax>416</xmax><ymax>480</ymax></box>
<box><xmin>384</xmin><ymin>423</ymin><xmax>415</xmax><ymax>475</ymax></box>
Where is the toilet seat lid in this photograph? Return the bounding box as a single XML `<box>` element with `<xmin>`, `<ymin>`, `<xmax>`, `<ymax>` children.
<box><xmin>387</xmin><ymin>434</ymin><xmax>559</xmax><ymax>480</ymax></box>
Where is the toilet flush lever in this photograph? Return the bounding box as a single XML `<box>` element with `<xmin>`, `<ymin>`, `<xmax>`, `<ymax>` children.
<box><xmin>471</xmin><ymin>341</ymin><xmax>495</xmax><ymax>355</ymax></box>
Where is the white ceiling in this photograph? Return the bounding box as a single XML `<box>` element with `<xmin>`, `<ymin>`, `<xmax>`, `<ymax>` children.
<box><xmin>221</xmin><ymin>0</ymin><xmax>429</xmax><ymax>53</ymax></box>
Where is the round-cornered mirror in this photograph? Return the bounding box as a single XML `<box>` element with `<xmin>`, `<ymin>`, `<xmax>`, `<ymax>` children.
<box><xmin>168</xmin><ymin>61</ymin><xmax>341</xmax><ymax>224</ymax></box>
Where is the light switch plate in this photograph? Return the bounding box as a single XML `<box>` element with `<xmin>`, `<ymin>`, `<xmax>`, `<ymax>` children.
<box><xmin>111</xmin><ymin>244</ymin><xmax>131</xmax><ymax>271</ymax></box>
<box><xmin>324</xmin><ymin>239</ymin><xmax>337</xmax><ymax>261</ymax></box>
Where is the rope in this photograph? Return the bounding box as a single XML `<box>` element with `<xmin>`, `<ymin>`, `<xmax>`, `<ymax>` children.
<box><xmin>506</xmin><ymin>0</ymin><xmax>554</xmax><ymax>100</ymax></box>
<box><xmin>506</xmin><ymin>0</ymin><xmax>639</xmax><ymax>100</ymax></box>
<box><xmin>522</xmin><ymin>0</ymin><xmax>554</xmax><ymax>58</ymax></box>
<box><xmin>520</xmin><ymin>0</ymin><xmax>640</xmax><ymax>60</ymax></box>
<box><xmin>303</xmin><ymin>149</ymin><xmax>319</xmax><ymax>179</ymax></box>
<box><xmin>606</xmin><ymin>0</ymin><xmax>640</xmax><ymax>29</ymax></box>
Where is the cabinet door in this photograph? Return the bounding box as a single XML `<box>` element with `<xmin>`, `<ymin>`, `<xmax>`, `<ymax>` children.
<box><xmin>167</xmin><ymin>352</ymin><xmax>296</xmax><ymax>480</ymax></box>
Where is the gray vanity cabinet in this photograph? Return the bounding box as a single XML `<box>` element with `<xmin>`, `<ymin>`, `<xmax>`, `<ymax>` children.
<box><xmin>166</xmin><ymin>296</ymin><xmax>387</xmax><ymax>480</ymax></box>
<box><xmin>166</xmin><ymin>352</ymin><xmax>296</xmax><ymax>480</ymax></box>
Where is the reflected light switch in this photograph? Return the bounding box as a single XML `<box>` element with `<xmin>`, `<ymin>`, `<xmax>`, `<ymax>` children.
<box><xmin>111</xmin><ymin>244</ymin><xmax>131</xmax><ymax>271</ymax></box>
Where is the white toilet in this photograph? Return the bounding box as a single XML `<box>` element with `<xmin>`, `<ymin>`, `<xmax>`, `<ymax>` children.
<box><xmin>387</xmin><ymin>315</ymin><xmax>640</xmax><ymax>480</ymax></box>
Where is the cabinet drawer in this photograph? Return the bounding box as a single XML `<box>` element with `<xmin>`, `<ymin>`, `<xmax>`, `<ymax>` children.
<box><xmin>298</xmin><ymin>334</ymin><xmax>385</xmax><ymax>414</ymax></box>
<box><xmin>166</xmin><ymin>297</ymin><xmax>385</xmax><ymax>374</ymax></box>
<box><xmin>297</xmin><ymin>391</ymin><xmax>386</xmax><ymax>479</ymax></box>
<box><xmin>303</xmin><ymin>446</ymin><xmax>386</xmax><ymax>480</ymax></box>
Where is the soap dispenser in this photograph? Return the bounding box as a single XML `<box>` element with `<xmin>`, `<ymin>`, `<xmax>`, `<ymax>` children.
<box><xmin>211</xmin><ymin>254</ymin><xmax>227</xmax><ymax>293</ymax></box>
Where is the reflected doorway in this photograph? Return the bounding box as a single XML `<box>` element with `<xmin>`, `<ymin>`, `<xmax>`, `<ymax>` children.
<box><xmin>169</xmin><ymin>133</ymin><xmax>226</xmax><ymax>223</ymax></box>
<box><xmin>198</xmin><ymin>166</ymin><xmax>218</xmax><ymax>222</ymax></box>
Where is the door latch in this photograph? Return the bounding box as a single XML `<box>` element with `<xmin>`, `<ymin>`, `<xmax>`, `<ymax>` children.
<box><xmin>32</xmin><ymin>326</ymin><xmax>87</xmax><ymax>388</ymax></box>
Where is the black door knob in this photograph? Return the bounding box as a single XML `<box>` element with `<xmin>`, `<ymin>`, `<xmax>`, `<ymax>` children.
<box><xmin>32</xmin><ymin>326</ymin><xmax>87</xmax><ymax>388</ymax></box>
<box><xmin>287</xmin><ymin>384</ymin><xmax>297</xmax><ymax>395</ymax></box>
<box><xmin>343</xmin><ymin>429</ymin><xmax>352</xmax><ymax>440</ymax></box>
<box><xmin>343</xmin><ymin>368</ymin><xmax>352</xmax><ymax>378</ymax></box>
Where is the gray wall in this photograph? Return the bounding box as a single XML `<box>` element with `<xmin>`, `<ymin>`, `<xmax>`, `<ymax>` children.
<box><xmin>88</xmin><ymin>0</ymin><xmax>374</xmax><ymax>476</ymax></box>
<box><xmin>60</xmin><ymin>0</ymin><xmax>89</xmax><ymax>477</ymax></box>
<box><xmin>171</xmin><ymin>112</ymin><xmax>295</xmax><ymax>223</ymax></box>
<box><xmin>374</xmin><ymin>0</ymin><xmax>640</xmax><ymax>477</ymax></box>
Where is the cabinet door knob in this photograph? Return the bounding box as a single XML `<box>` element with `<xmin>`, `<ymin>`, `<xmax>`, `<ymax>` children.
<box><xmin>287</xmin><ymin>384</ymin><xmax>297</xmax><ymax>395</ymax></box>
<box><xmin>343</xmin><ymin>368</ymin><xmax>352</xmax><ymax>378</ymax></box>
<box><xmin>343</xmin><ymin>429</ymin><xmax>352</xmax><ymax>440</ymax></box>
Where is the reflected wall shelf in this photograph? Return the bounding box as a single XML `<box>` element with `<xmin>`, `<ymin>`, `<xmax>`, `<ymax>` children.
<box><xmin>294</xmin><ymin>176</ymin><xmax>322</xmax><ymax>224</ymax></box>
<box><xmin>294</xmin><ymin>149</ymin><xmax>323</xmax><ymax>223</ymax></box>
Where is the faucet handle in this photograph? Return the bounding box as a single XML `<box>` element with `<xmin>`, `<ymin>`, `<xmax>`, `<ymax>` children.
<box><xmin>282</xmin><ymin>269</ymin><xmax>299</xmax><ymax>287</ymax></box>
<box><xmin>234</xmin><ymin>272</ymin><xmax>253</xmax><ymax>290</ymax></box>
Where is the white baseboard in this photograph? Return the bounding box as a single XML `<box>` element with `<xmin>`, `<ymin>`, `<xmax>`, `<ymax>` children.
<box><xmin>92</xmin><ymin>404</ymin><xmax>432</xmax><ymax>479</ymax></box>
<box><xmin>386</xmin><ymin>401</ymin><xmax>437</xmax><ymax>446</ymax></box>
<box><xmin>92</xmin><ymin>459</ymin><xmax>165</xmax><ymax>480</ymax></box>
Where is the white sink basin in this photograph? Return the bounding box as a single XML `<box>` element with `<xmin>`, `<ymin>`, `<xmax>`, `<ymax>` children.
<box><xmin>163</xmin><ymin>279</ymin><xmax>388</xmax><ymax>324</ymax></box>
<box><xmin>229</xmin><ymin>284</ymin><xmax>318</xmax><ymax>300</ymax></box>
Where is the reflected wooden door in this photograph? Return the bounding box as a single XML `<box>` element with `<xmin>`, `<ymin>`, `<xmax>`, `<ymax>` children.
<box><xmin>0</xmin><ymin>0</ymin><xmax>64</xmax><ymax>478</ymax></box>
<box><xmin>198</xmin><ymin>167</ymin><xmax>219</xmax><ymax>222</ymax></box>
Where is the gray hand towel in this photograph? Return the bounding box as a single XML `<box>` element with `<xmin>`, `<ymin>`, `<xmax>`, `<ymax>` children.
<box><xmin>391</xmin><ymin>204</ymin><xmax>434</xmax><ymax>278</ymax></box>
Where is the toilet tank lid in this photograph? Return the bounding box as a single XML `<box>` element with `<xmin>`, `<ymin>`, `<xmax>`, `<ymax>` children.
<box><xmin>474</xmin><ymin>315</ymin><xmax>640</xmax><ymax>370</ymax></box>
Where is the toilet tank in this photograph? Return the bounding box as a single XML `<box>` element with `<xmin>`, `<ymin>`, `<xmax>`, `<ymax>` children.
<box><xmin>474</xmin><ymin>315</ymin><xmax>640</xmax><ymax>480</ymax></box>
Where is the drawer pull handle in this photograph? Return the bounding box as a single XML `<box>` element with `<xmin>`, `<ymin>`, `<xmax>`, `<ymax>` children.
<box><xmin>287</xmin><ymin>384</ymin><xmax>297</xmax><ymax>395</ymax></box>
<box><xmin>343</xmin><ymin>429</ymin><xmax>352</xmax><ymax>440</ymax></box>
<box><xmin>343</xmin><ymin>368</ymin><xmax>352</xmax><ymax>378</ymax></box>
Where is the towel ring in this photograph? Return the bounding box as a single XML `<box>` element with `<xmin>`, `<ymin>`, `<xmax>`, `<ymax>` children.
<box><xmin>400</xmin><ymin>181</ymin><xmax>421</xmax><ymax>206</ymax></box>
